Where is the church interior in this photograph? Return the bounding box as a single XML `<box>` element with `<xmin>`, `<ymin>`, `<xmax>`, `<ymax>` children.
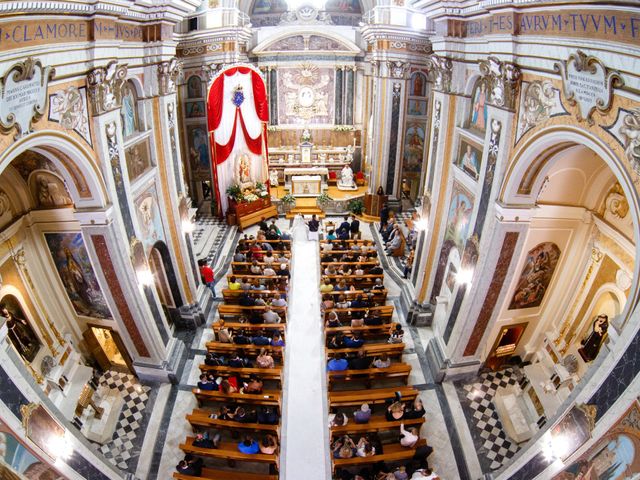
<box><xmin>0</xmin><ymin>1</ymin><xmax>639</xmax><ymax>479</ymax></box>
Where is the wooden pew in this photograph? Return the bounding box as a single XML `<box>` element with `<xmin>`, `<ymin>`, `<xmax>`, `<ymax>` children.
<box><xmin>331</xmin><ymin>416</ymin><xmax>424</xmax><ymax>436</ymax></box>
<box><xmin>218</xmin><ymin>304</ymin><xmax>288</xmax><ymax>322</ymax></box>
<box><xmin>199</xmin><ymin>364</ymin><xmax>283</xmax><ymax>382</ymax></box>
<box><xmin>193</xmin><ymin>388</ymin><xmax>281</xmax><ymax>408</ymax></box>
<box><xmin>323</xmin><ymin>274</ymin><xmax>384</xmax><ymax>288</ymax></box>
<box><xmin>322</xmin><ymin>289</ymin><xmax>388</xmax><ymax>304</ymax></box>
<box><xmin>213</xmin><ymin>322</ymin><xmax>286</xmax><ymax>332</ymax></box>
<box><xmin>173</xmin><ymin>467</ymin><xmax>278</xmax><ymax>480</ymax></box>
<box><xmin>187</xmin><ymin>409</ymin><xmax>280</xmax><ymax>435</ymax></box>
<box><xmin>206</xmin><ymin>342</ymin><xmax>284</xmax><ymax>359</ymax></box>
<box><xmin>325</xmin><ymin>324</ymin><xmax>393</xmax><ymax>340</ymax></box>
<box><xmin>327</xmin><ymin>363</ymin><xmax>411</xmax><ymax>388</ymax></box>
<box><xmin>231</xmin><ymin>262</ymin><xmax>290</xmax><ymax>274</ymax></box>
<box><xmin>325</xmin><ymin>342</ymin><xmax>405</xmax><ymax>359</ymax></box>
<box><xmin>323</xmin><ymin>305</ymin><xmax>394</xmax><ymax>321</ymax></box>
<box><xmin>332</xmin><ymin>439</ymin><xmax>426</xmax><ymax>470</ymax></box>
<box><xmin>226</xmin><ymin>274</ymin><xmax>289</xmax><ymax>284</ymax></box>
<box><xmin>329</xmin><ymin>386</ymin><xmax>417</xmax><ymax>408</ymax></box>
<box><xmin>180</xmin><ymin>436</ymin><xmax>278</xmax><ymax>466</ymax></box>
<box><xmin>240</xmin><ymin>239</ymin><xmax>292</xmax><ymax>246</ymax></box>
<box><xmin>222</xmin><ymin>289</ymin><xmax>287</xmax><ymax>304</ymax></box>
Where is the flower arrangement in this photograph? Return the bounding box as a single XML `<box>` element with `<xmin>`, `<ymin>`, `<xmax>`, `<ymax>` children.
<box><xmin>333</xmin><ymin>125</ymin><xmax>355</xmax><ymax>132</ymax></box>
<box><xmin>227</xmin><ymin>182</ymin><xmax>268</xmax><ymax>203</ymax></box>
<box><xmin>281</xmin><ymin>193</ymin><xmax>296</xmax><ymax>205</ymax></box>
<box><xmin>316</xmin><ymin>192</ymin><xmax>332</xmax><ymax>209</ymax></box>
<box><xmin>267</xmin><ymin>125</ymin><xmax>280</xmax><ymax>132</ymax></box>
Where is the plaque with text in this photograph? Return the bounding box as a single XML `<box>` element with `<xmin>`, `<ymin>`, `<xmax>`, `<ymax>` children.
<box><xmin>555</xmin><ymin>50</ymin><xmax>623</xmax><ymax>124</ymax></box>
<box><xmin>0</xmin><ymin>57</ymin><xmax>54</xmax><ymax>138</ymax></box>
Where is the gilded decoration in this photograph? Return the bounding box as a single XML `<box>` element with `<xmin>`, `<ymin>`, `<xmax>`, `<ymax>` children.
<box><xmin>86</xmin><ymin>61</ymin><xmax>128</xmax><ymax>116</ymax></box>
<box><xmin>478</xmin><ymin>56</ymin><xmax>521</xmax><ymax>111</ymax></box>
<box><xmin>158</xmin><ymin>57</ymin><xmax>182</xmax><ymax>96</ymax></box>
<box><xmin>0</xmin><ymin>57</ymin><xmax>55</xmax><ymax>139</ymax></box>
<box><xmin>427</xmin><ymin>54</ymin><xmax>452</xmax><ymax>93</ymax></box>
<box><xmin>554</xmin><ymin>50</ymin><xmax>623</xmax><ymax>125</ymax></box>
<box><xmin>604</xmin><ymin>182</ymin><xmax>629</xmax><ymax>219</ymax></box>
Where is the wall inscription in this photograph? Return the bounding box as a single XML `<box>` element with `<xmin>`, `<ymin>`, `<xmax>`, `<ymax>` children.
<box><xmin>0</xmin><ymin>57</ymin><xmax>54</xmax><ymax>138</ymax></box>
<box><xmin>555</xmin><ymin>51</ymin><xmax>623</xmax><ymax>124</ymax></box>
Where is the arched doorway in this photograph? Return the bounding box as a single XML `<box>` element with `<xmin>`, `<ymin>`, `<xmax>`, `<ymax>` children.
<box><xmin>149</xmin><ymin>241</ymin><xmax>184</xmax><ymax>325</ymax></box>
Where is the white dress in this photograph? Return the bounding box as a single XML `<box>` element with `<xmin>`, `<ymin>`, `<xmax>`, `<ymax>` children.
<box><xmin>292</xmin><ymin>214</ymin><xmax>308</xmax><ymax>244</ymax></box>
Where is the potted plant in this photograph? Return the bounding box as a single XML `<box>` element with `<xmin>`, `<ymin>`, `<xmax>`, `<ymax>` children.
<box><xmin>226</xmin><ymin>184</ymin><xmax>242</xmax><ymax>202</ymax></box>
<box><xmin>316</xmin><ymin>192</ymin><xmax>332</xmax><ymax>212</ymax></box>
<box><xmin>281</xmin><ymin>193</ymin><xmax>296</xmax><ymax>213</ymax></box>
<box><xmin>347</xmin><ymin>198</ymin><xmax>364</xmax><ymax>216</ymax></box>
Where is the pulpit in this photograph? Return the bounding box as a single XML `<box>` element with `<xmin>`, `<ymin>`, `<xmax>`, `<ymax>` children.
<box><xmin>364</xmin><ymin>193</ymin><xmax>387</xmax><ymax>217</ymax></box>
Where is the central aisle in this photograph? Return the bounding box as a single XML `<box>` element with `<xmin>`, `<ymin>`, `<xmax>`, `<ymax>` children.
<box><xmin>282</xmin><ymin>238</ymin><xmax>331</xmax><ymax>480</ymax></box>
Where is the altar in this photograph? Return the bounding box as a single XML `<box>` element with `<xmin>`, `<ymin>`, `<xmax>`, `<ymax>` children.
<box><xmin>292</xmin><ymin>175</ymin><xmax>322</xmax><ymax>196</ymax></box>
<box><xmin>284</xmin><ymin>167</ymin><xmax>328</xmax><ymax>195</ymax></box>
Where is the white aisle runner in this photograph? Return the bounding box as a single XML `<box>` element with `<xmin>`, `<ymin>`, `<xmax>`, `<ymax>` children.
<box><xmin>281</xmin><ymin>238</ymin><xmax>331</xmax><ymax>479</ymax></box>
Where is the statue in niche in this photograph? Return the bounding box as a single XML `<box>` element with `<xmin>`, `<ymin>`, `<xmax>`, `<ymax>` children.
<box><xmin>0</xmin><ymin>300</ymin><xmax>41</xmax><ymax>362</ymax></box>
<box><xmin>578</xmin><ymin>314</ymin><xmax>609</xmax><ymax>363</ymax></box>
<box><xmin>35</xmin><ymin>173</ymin><xmax>72</xmax><ymax>208</ymax></box>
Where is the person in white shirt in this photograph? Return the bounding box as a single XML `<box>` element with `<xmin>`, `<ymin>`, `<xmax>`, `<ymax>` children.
<box><xmin>262</xmin><ymin>306</ymin><xmax>281</xmax><ymax>324</ymax></box>
<box><xmin>271</xmin><ymin>296</ymin><xmax>287</xmax><ymax>307</ymax></box>
<box><xmin>263</xmin><ymin>266</ymin><xmax>276</xmax><ymax>276</ymax></box>
<box><xmin>263</xmin><ymin>252</ymin><xmax>275</xmax><ymax>265</ymax></box>
<box><xmin>410</xmin><ymin>468</ymin><xmax>439</xmax><ymax>479</ymax></box>
<box><xmin>399</xmin><ymin>423</ymin><xmax>419</xmax><ymax>448</ymax></box>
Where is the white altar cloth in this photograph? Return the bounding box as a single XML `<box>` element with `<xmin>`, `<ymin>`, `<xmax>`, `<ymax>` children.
<box><xmin>292</xmin><ymin>175</ymin><xmax>322</xmax><ymax>195</ymax></box>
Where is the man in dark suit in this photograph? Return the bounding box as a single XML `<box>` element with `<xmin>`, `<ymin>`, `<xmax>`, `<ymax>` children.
<box><xmin>336</xmin><ymin>216</ymin><xmax>350</xmax><ymax>240</ymax></box>
<box><xmin>349</xmin><ymin>215</ymin><xmax>361</xmax><ymax>239</ymax></box>
<box><xmin>379</xmin><ymin>203</ymin><xmax>389</xmax><ymax>232</ymax></box>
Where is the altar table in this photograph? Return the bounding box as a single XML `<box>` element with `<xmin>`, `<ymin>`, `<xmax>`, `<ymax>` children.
<box><xmin>292</xmin><ymin>175</ymin><xmax>322</xmax><ymax>196</ymax></box>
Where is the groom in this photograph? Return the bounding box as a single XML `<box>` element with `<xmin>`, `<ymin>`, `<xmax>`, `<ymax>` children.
<box><xmin>307</xmin><ymin>214</ymin><xmax>320</xmax><ymax>241</ymax></box>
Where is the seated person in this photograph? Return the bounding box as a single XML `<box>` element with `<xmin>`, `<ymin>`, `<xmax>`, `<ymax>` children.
<box><xmin>354</xmin><ymin>403</ymin><xmax>371</xmax><ymax>424</ymax></box>
<box><xmin>176</xmin><ymin>455</ymin><xmax>203</xmax><ymax>476</ymax></box>
<box><xmin>324</xmin><ymin>264</ymin><xmax>338</xmax><ymax>276</ymax></box>
<box><xmin>334</xmin><ymin>280</ymin><xmax>349</xmax><ymax>291</ymax></box>
<box><xmin>320</xmin><ymin>278</ymin><xmax>334</xmax><ymax>293</ymax></box>
<box><xmin>369</xmin><ymin>262</ymin><xmax>384</xmax><ymax>275</ymax></box>
<box><xmin>252</xmin><ymin>330</ymin><xmax>271</xmax><ymax>346</ymax></box>
<box><xmin>332</xmin><ymin>435</ymin><xmax>356</xmax><ymax>459</ymax></box>
<box><xmin>343</xmin><ymin>334</ymin><xmax>365</xmax><ymax>348</ymax></box>
<box><xmin>253</xmin><ymin>296</ymin><xmax>267</xmax><ymax>306</ymax></box>
<box><xmin>240</xmin><ymin>277</ymin><xmax>252</xmax><ymax>290</ymax></box>
<box><xmin>271</xmin><ymin>333</ymin><xmax>285</xmax><ymax>346</ymax></box>
<box><xmin>404</xmin><ymin>397</ymin><xmax>426</xmax><ymax>419</ymax></box>
<box><xmin>322</xmin><ymin>294</ymin><xmax>335</xmax><ymax>310</ymax></box>
<box><xmin>217</xmin><ymin>325</ymin><xmax>233</xmax><ymax>343</ymax></box>
<box><xmin>228</xmin><ymin>352</ymin><xmax>252</xmax><ymax>368</ymax></box>
<box><xmin>335</xmin><ymin>295</ymin><xmax>350</xmax><ymax>309</ymax></box>
<box><xmin>243</xmin><ymin>374</ymin><xmax>264</xmax><ymax>394</ymax></box>
<box><xmin>260</xmin><ymin>434</ymin><xmax>279</xmax><ymax>455</ymax></box>
<box><xmin>238</xmin><ymin>435</ymin><xmax>260</xmax><ymax>454</ymax></box>
<box><xmin>193</xmin><ymin>432</ymin><xmax>221</xmax><ymax>449</ymax></box>
<box><xmin>197</xmin><ymin>373</ymin><xmax>218</xmax><ymax>391</ymax></box>
<box><xmin>263</xmin><ymin>265</ymin><xmax>277</xmax><ymax>276</ymax></box>
<box><xmin>263</xmin><ymin>251</ymin><xmax>276</xmax><ymax>265</ymax></box>
<box><xmin>239</xmin><ymin>293</ymin><xmax>255</xmax><ymax>306</ymax></box>
<box><xmin>272</xmin><ymin>295</ymin><xmax>287</xmax><ymax>307</ymax></box>
<box><xmin>372</xmin><ymin>278</ymin><xmax>385</xmax><ymax>290</ymax></box>
<box><xmin>233</xmin><ymin>247</ymin><xmax>246</xmax><ymax>263</ymax></box>
<box><xmin>388</xmin><ymin>324</ymin><xmax>404</xmax><ymax>344</ymax></box>
<box><xmin>233</xmin><ymin>330</ymin><xmax>253</xmax><ymax>345</ymax></box>
<box><xmin>262</xmin><ymin>306</ymin><xmax>281</xmax><ymax>324</ymax></box>
<box><xmin>257</xmin><ymin>405</ymin><xmax>280</xmax><ymax>424</ymax></box>
<box><xmin>204</xmin><ymin>352</ymin><xmax>226</xmax><ymax>366</ymax></box>
<box><xmin>251</xmin><ymin>279</ymin><xmax>266</xmax><ymax>290</ymax></box>
<box><xmin>356</xmin><ymin>436</ymin><xmax>376</xmax><ymax>457</ymax></box>
<box><xmin>372</xmin><ymin>353</ymin><xmax>391</xmax><ymax>369</ymax></box>
<box><xmin>348</xmin><ymin>350</ymin><xmax>371</xmax><ymax>370</ymax></box>
<box><xmin>277</xmin><ymin>263</ymin><xmax>291</xmax><ymax>278</ymax></box>
<box><xmin>354</xmin><ymin>266</ymin><xmax>365</xmax><ymax>276</ymax></box>
<box><xmin>327</xmin><ymin>333</ymin><xmax>345</xmax><ymax>349</ymax></box>
<box><xmin>411</xmin><ymin>468</ymin><xmax>440</xmax><ymax>480</ymax></box>
<box><xmin>365</xmin><ymin>312</ymin><xmax>384</xmax><ymax>326</ymax></box>
<box><xmin>326</xmin><ymin>311</ymin><xmax>342</xmax><ymax>328</ymax></box>
<box><xmin>228</xmin><ymin>275</ymin><xmax>241</xmax><ymax>290</ymax></box>
<box><xmin>327</xmin><ymin>353</ymin><xmax>349</xmax><ymax>371</ymax></box>
<box><xmin>399</xmin><ymin>423</ymin><xmax>420</xmax><ymax>447</ymax></box>
<box><xmin>250</xmin><ymin>260</ymin><xmax>263</xmax><ymax>274</ymax></box>
<box><xmin>386</xmin><ymin>398</ymin><xmax>405</xmax><ymax>421</ymax></box>
<box><xmin>350</xmin><ymin>294</ymin><xmax>369</xmax><ymax>310</ymax></box>
<box><xmin>326</xmin><ymin>230</ymin><xmax>337</xmax><ymax>241</ymax></box>
<box><xmin>329</xmin><ymin>412</ymin><xmax>349</xmax><ymax>427</ymax></box>
<box><xmin>220</xmin><ymin>377</ymin><xmax>239</xmax><ymax>394</ymax></box>
<box><xmin>256</xmin><ymin>348</ymin><xmax>275</xmax><ymax>369</ymax></box>
<box><xmin>234</xmin><ymin>406</ymin><xmax>257</xmax><ymax>423</ymax></box>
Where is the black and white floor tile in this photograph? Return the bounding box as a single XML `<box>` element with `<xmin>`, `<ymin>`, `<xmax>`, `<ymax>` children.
<box><xmin>458</xmin><ymin>368</ymin><xmax>522</xmax><ymax>471</ymax></box>
<box><xmin>95</xmin><ymin>371</ymin><xmax>151</xmax><ymax>471</ymax></box>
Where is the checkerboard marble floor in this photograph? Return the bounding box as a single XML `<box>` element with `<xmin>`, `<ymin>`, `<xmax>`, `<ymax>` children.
<box><xmin>95</xmin><ymin>371</ymin><xmax>151</xmax><ymax>471</ymax></box>
<box><xmin>458</xmin><ymin>368</ymin><xmax>522</xmax><ymax>471</ymax></box>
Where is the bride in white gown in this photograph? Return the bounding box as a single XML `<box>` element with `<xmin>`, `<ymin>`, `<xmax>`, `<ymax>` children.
<box><xmin>291</xmin><ymin>213</ymin><xmax>308</xmax><ymax>244</ymax></box>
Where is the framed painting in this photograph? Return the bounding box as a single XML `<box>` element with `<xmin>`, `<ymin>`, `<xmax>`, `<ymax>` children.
<box><xmin>44</xmin><ymin>232</ymin><xmax>111</xmax><ymax>319</ymax></box>
<box><xmin>409</xmin><ymin>72</ymin><xmax>427</xmax><ymax>97</ymax></box>
<box><xmin>124</xmin><ymin>138</ymin><xmax>152</xmax><ymax>182</ymax></box>
<box><xmin>454</xmin><ymin>138</ymin><xmax>483</xmax><ymax>180</ymax></box>
<box><xmin>407</xmin><ymin>99</ymin><xmax>427</xmax><ymax>116</ymax></box>
<box><xmin>508</xmin><ymin>242</ymin><xmax>561</xmax><ymax>310</ymax></box>
<box><xmin>402</xmin><ymin>123</ymin><xmax>426</xmax><ymax>173</ymax></box>
<box><xmin>468</xmin><ymin>78</ymin><xmax>489</xmax><ymax>132</ymax></box>
<box><xmin>187</xmin><ymin>125</ymin><xmax>211</xmax><ymax>173</ymax></box>
<box><xmin>443</xmin><ymin>181</ymin><xmax>474</xmax><ymax>252</ymax></box>
<box><xmin>187</xmin><ymin>75</ymin><xmax>204</xmax><ymax>99</ymax></box>
<box><xmin>185</xmin><ymin>101</ymin><xmax>206</xmax><ymax>118</ymax></box>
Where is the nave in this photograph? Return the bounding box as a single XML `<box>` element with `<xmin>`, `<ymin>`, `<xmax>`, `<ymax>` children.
<box><xmin>155</xmin><ymin>216</ymin><xmax>456</xmax><ymax>479</ymax></box>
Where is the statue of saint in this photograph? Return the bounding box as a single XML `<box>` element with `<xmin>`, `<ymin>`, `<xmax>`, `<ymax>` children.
<box><xmin>1</xmin><ymin>302</ymin><xmax>41</xmax><ymax>362</ymax></box>
<box><xmin>578</xmin><ymin>314</ymin><xmax>609</xmax><ymax>363</ymax></box>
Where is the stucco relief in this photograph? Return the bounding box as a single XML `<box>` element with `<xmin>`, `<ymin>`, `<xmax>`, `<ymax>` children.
<box><xmin>516</xmin><ymin>80</ymin><xmax>564</xmax><ymax>142</ymax></box>
<box><xmin>48</xmin><ymin>86</ymin><xmax>91</xmax><ymax>145</ymax></box>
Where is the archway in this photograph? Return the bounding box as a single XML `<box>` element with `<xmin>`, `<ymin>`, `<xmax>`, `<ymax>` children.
<box><xmin>149</xmin><ymin>241</ymin><xmax>184</xmax><ymax>324</ymax></box>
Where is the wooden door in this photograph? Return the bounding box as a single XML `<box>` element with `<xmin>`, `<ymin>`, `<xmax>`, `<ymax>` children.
<box><xmin>82</xmin><ymin>328</ymin><xmax>111</xmax><ymax>371</ymax></box>
<box><xmin>110</xmin><ymin>329</ymin><xmax>134</xmax><ymax>374</ymax></box>
<box><xmin>486</xmin><ymin>322</ymin><xmax>528</xmax><ymax>371</ymax></box>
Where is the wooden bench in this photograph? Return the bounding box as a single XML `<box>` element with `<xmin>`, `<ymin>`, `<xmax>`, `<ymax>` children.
<box><xmin>206</xmin><ymin>342</ymin><xmax>284</xmax><ymax>359</ymax></box>
<box><xmin>320</xmin><ymin>261</ymin><xmax>378</xmax><ymax>267</ymax></box>
<box><xmin>240</xmin><ymin>239</ymin><xmax>291</xmax><ymax>246</ymax></box>
<box><xmin>323</xmin><ymin>290</ymin><xmax>388</xmax><ymax>304</ymax></box>
<box><xmin>329</xmin><ymin>386</ymin><xmax>417</xmax><ymax>408</ymax></box>
<box><xmin>218</xmin><ymin>304</ymin><xmax>288</xmax><ymax>321</ymax></box>
<box><xmin>180</xmin><ymin>436</ymin><xmax>278</xmax><ymax>465</ymax></box>
<box><xmin>187</xmin><ymin>409</ymin><xmax>280</xmax><ymax>435</ymax></box>
<box><xmin>226</xmin><ymin>274</ymin><xmax>289</xmax><ymax>283</ymax></box>
<box><xmin>237</xmin><ymin>204</ymin><xmax>279</xmax><ymax>232</ymax></box>
<box><xmin>327</xmin><ymin>363</ymin><xmax>411</xmax><ymax>388</ymax></box>
<box><xmin>231</xmin><ymin>262</ymin><xmax>290</xmax><ymax>274</ymax></box>
<box><xmin>332</xmin><ymin>439</ymin><xmax>426</xmax><ymax>470</ymax></box>
<box><xmin>323</xmin><ymin>274</ymin><xmax>384</xmax><ymax>288</ymax></box>
<box><xmin>193</xmin><ymin>388</ymin><xmax>281</xmax><ymax>408</ymax></box>
<box><xmin>222</xmin><ymin>289</ymin><xmax>287</xmax><ymax>304</ymax></box>
<box><xmin>213</xmin><ymin>322</ymin><xmax>286</xmax><ymax>332</ymax></box>
<box><xmin>325</xmin><ymin>324</ymin><xmax>393</xmax><ymax>340</ymax></box>
<box><xmin>199</xmin><ymin>364</ymin><xmax>283</xmax><ymax>382</ymax></box>
<box><xmin>173</xmin><ymin>467</ymin><xmax>278</xmax><ymax>480</ymax></box>
<box><xmin>331</xmin><ymin>415</ymin><xmax>424</xmax><ymax>436</ymax></box>
<box><xmin>323</xmin><ymin>305</ymin><xmax>394</xmax><ymax>321</ymax></box>
<box><xmin>325</xmin><ymin>342</ymin><xmax>405</xmax><ymax>359</ymax></box>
